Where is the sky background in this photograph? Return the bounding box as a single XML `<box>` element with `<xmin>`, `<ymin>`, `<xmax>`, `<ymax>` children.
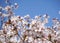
<box><xmin>0</xmin><ymin>0</ymin><xmax>60</xmax><ymax>27</ymax></box>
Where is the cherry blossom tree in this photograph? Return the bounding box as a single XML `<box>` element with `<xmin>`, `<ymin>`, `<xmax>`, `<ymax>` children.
<box><xmin>0</xmin><ymin>0</ymin><xmax>60</xmax><ymax>43</ymax></box>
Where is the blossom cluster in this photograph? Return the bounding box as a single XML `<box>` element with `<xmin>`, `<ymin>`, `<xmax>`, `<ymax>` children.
<box><xmin>0</xmin><ymin>14</ymin><xmax>60</xmax><ymax>43</ymax></box>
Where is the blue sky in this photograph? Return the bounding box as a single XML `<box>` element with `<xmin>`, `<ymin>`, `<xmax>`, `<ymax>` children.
<box><xmin>0</xmin><ymin>0</ymin><xmax>60</xmax><ymax>26</ymax></box>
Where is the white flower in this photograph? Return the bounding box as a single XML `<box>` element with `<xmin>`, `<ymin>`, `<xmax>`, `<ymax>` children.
<box><xmin>7</xmin><ymin>30</ymin><xmax>12</xmax><ymax>36</ymax></box>
<box><xmin>0</xmin><ymin>35</ymin><xmax>5</xmax><ymax>43</ymax></box>
<box><xmin>11</xmin><ymin>16</ymin><xmax>19</xmax><ymax>22</ymax></box>
<box><xmin>14</xmin><ymin>3</ymin><xmax>18</xmax><ymax>8</ymax></box>
<box><xmin>43</xmin><ymin>14</ymin><xmax>50</xmax><ymax>18</ymax></box>
<box><xmin>17</xmin><ymin>26</ymin><xmax>20</xmax><ymax>30</ymax></box>
<box><xmin>10</xmin><ymin>36</ymin><xmax>18</xmax><ymax>42</ymax></box>
<box><xmin>2</xmin><ymin>14</ymin><xmax>9</xmax><ymax>17</ymax></box>
<box><xmin>5</xmin><ymin>6</ymin><xmax>11</xmax><ymax>11</ymax></box>
<box><xmin>43</xmin><ymin>40</ymin><xmax>52</xmax><ymax>43</ymax></box>
<box><xmin>35</xmin><ymin>15</ymin><xmax>41</xmax><ymax>19</ymax></box>
<box><xmin>0</xmin><ymin>30</ymin><xmax>3</xmax><ymax>35</ymax></box>
<box><xmin>34</xmin><ymin>39</ymin><xmax>38</xmax><ymax>43</ymax></box>
<box><xmin>31</xmin><ymin>20</ymin><xmax>36</xmax><ymax>25</ymax></box>
<box><xmin>35</xmin><ymin>16</ymin><xmax>38</xmax><ymax>19</ymax></box>
<box><xmin>24</xmin><ymin>14</ymin><xmax>30</xmax><ymax>19</ymax></box>
<box><xmin>28</xmin><ymin>36</ymin><xmax>34</xmax><ymax>42</ymax></box>
<box><xmin>22</xmin><ymin>20</ymin><xmax>28</xmax><ymax>25</ymax></box>
<box><xmin>56</xmin><ymin>30</ymin><xmax>60</xmax><ymax>36</ymax></box>
<box><xmin>35</xmin><ymin>29</ymin><xmax>38</xmax><ymax>32</ymax></box>
<box><xmin>21</xmin><ymin>16</ymin><xmax>23</xmax><ymax>19</ymax></box>
<box><xmin>44</xmin><ymin>18</ymin><xmax>48</xmax><ymax>24</ymax></box>
<box><xmin>37</xmin><ymin>38</ymin><xmax>42</xmax><ymax>43</ymax></box>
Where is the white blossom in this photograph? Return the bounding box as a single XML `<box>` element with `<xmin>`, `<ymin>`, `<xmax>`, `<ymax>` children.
<box><xmin>14</xmin><ymin>3</ymin><xmax>19</xmax><ymax>8</ymax></box>
<box><xmin>5</xmin><ymin>6</ymin><xmax>11</xmax><ymax>11</ymax></box>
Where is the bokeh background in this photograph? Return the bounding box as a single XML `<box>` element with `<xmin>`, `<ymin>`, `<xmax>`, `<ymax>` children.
<box><xmin>0</xmin><ymin>0</ymin><xmax>60</xmax><ymax>27</ymax></box>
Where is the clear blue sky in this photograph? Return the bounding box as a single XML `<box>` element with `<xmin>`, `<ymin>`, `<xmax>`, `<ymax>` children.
<box><xmin>0</xmin><ymin>0</ymin><xmax>60</xmax><ymax>26</ymax></box>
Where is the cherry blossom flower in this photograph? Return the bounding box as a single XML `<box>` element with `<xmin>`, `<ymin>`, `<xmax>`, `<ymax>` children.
<box><xmin>14</xmin><ymin>3</ymin><xmax>19</xmax><ymax>9</ymax></box>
